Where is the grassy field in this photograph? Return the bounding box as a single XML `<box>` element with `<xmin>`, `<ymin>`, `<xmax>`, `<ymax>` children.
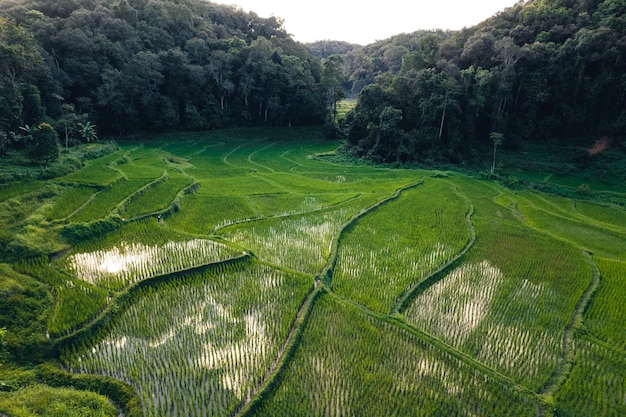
<box><xmin>1</xmin><ymin>127</ymin><xmax>625</xmax><ymax>417</ymax></box>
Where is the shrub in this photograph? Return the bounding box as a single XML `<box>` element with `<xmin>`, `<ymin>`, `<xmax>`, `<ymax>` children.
<box><xmin>60</xmin><ymin>216</ymin><xmax>123</xmax><ymax>245</ymax></box>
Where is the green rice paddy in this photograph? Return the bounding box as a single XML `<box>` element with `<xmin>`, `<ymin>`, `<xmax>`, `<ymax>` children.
<box><xmin>1</xmin><ymin>127</ymin><xmax>624</xmax><ymax>417</ymax></box>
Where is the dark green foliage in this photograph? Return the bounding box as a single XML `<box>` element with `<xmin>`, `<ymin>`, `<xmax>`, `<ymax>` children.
<box><xmin>0</xmin><ymin>16</ymin><xmax>47</xmax><ymax>133</ymax></box>
<box><xmin>0</xmin><ymin>264</ymin><xmax>53</xmax><ymax>363</ymax></box>
<box><xmin>342</xmin><ymin>0</ymin><xmax>626</xmax><ymax>164</ymax></box>
<box><xmin>60</xmin><ymin>216</ymin><xmax>123</xmax><ymax>245</ymax></box>
<box><xmin>0</xmin><ymin>0</ymin><xmax>326</xmax><ymax>136</ymax></box>
<box><xmin>27</xmin><ymin>123</ymin><xmax>60</xmax><ymax>165</ymax></box>
<box><xmin>306</xmin><ymin>40</ymin><xmax>362</xmax><ymax>58</ymax></box>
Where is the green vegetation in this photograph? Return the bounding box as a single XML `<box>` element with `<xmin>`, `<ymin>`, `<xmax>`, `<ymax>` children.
<box><xmin>62</xmin><ymin>262</ymin><xmax>312</xmax><ymax>417</ymax></box>
<box><xmin>47</xmin><ymin>185</ymin><xmax>98</xmax><ymax>221</ymax></box>
<box><xmin>0</xmin><ymin>127</ymin><xmax>624</xmax><ymax>417</ymax></box>
<box><xmin>333</xmin><ymin>178</ymin><xmax>470</xmax><ymax>313</ymax></box>
<box><xmin>14</xmin><ymin>257</ymin><xmax>109</xmax><ymax>337</ymax></box>
<box><xmin>253</xmin><ymin>292</ymin><xmax>540</xmax><ymax>416</ymax></box>
<box><xmin>0</xmin><ymin>384</ymin><xmax>117</xmax><ymax>417</ymax></box>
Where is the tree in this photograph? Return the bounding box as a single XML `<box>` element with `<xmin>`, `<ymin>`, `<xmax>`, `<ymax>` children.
<box><xmin>321</xmin><ymin>55</ymin><xmax>346</xmax><ymax>130</ymax></box>
<box><xmin>0</xmin><ymin>17</ymin><xmax>47</xmax><ymax>132</ymax></box>
<box><xmin>77</xmin><ymin>121</ymin><xmax>97</xmax><ymax>142</ymax></box>
<box><xmin>0</xmin><ymin>327</ymin><xmax>7</xmax><ymax>365</ymax></box>
<box><xmin>27</xmin><ymin>122</ymin><xmax>59</xmax><ymax>165</ymax></box>
<box><xmin>490</xmin><ymin>131</ymin><xmax>504</xmax><ymax>173</ymax></box>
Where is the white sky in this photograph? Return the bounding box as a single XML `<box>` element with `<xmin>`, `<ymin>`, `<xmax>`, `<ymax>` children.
<box><xmin>222</xmin><ymin>1</ymin><xmax>523</xmax><ymax>45</ymax></box>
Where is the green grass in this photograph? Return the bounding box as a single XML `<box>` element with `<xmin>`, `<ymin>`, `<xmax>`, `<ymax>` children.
<box><xmin>0</xmin><ymin>384</ymin><xmax>117</xmax><ymax>417</ymax></box>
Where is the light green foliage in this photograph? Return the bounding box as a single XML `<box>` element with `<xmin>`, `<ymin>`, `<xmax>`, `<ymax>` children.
<box><xmin>254</xmin><ymin>293</ymin><xmax>540</xmax><ymax>417</ymax></box>
<box><xmin>0</xmin><ymin>384</ymin><xmax>117</xmax><ymax>417</ymax></box>
<box><xmin>554</xmin><ymin>337</ymin><xmax>626</xmax><ymax>417</ymax></box>
<box><xmin>333</xmin><ymin>179</ymin><xmax>470</xmax><ymax>313</ymax></box>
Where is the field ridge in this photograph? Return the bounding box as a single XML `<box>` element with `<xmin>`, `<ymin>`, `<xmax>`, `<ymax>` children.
<box><xmin>539</xmin><ymin>251</ymin><xmax>602</xmax><ymax>398</ymax></box>
<box><xmin>392</xmin><ymin>183</ymin><xmax>476</xmax><ymax>314</ymax></box>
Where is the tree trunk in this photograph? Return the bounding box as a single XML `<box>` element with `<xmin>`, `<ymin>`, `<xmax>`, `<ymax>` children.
<box><xmin>439</xmin><ymin>89</ymin><xmax>449</xmax><ymax>140</ymax></box>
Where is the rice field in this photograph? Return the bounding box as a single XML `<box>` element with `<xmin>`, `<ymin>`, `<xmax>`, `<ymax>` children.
<box><xmin>252</xmin><ymin>293</ymin><xmax>541</xmax><ymax>417</ymax></box>
<box><xmin>332</xmin><ymin>179</ymin><xmax>470</xmax><ymax>313</ymax></box>
<box><xmin>47</xmin><ymin>185</ymin><xmax>98</xmax><ymax>220</ymax></box>
<box><xmin>3</xmin><ymin>128</ymin><xmax>623</xmax><ymax>417</ymax></box>
<box><xmin>56</xmin><ymin>149</ymin><xmax>126</xmax><ymax>186</ymax></box>
<box><xmin>554</xmin><ymin>336</ymin><xmax>626</xmax><ymax>417</ymax></box>
<box><xmin>62</xmin><ymin>262</ymin><xmax>312</xmax><ymax>417</ymax></box>
<box><xmin>63</xmin><ymin>238</ymin><xmax>244</xmax><ymax>291</ymax></box>
<box><xmin>220</xmin><ymin>207</ymin><xmax>358</xmax><ymax>274</ymax></box>
<box><xmin>68</xmin><ymin>178</ymin><xmax>153</xmax><ymax>222</ymax></box>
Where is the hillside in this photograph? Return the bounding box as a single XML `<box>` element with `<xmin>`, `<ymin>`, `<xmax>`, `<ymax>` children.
<box><xmin>339</xmin><ymin>0</ymin><xmax>626</xmax><ymax>163</ymax></box>
<box><xmin>1</xmin><ymin>0</ymin><xmax>625</xmax><ymax>170</ymax></box>
<box><xmin>0</xmin><ymin>0</ymin><xmax>327</xmax><ymax>135</ymax></box>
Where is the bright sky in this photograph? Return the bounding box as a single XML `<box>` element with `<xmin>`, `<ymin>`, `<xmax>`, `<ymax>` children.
<box><xmin>223</xmin><ymin>1</ymin><xmax>523</xmax><ymax>45</ymax></box>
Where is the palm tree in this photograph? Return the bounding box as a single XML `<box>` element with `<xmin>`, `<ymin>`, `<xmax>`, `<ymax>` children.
<box><xmin>490</xmin><ymin>131</ymin><xmax>504</xmax><ymax>174</ymax></box>
<box><xmin>77</xmin><ymin>121</ymin><xmax>98</xmax><ymax>142</ymax></box>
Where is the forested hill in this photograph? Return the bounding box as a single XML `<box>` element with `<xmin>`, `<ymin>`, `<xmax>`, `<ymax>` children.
<box><xmin>1</xmin><ymin>0</ymin><xmax>625</xmax><ymax>166</ymax></box>
<box><xmin>340</xmin><ymin>0</ymin><xmax>626</xmax><ymax>163</ymax></box>
<box><xmin>0</xmin><ymin>0</ymin><xmax>329</xmax><ymax>135</ymax></box>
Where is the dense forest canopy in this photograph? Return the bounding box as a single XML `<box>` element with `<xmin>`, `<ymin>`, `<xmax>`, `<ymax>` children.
<box><xmin>1</xmin><ymin>0</ymin><xmax>625</xmax><ymax>165</ymax></box>
<box><xmin>0</xmin><ymin>0</ymin><xmax>330</xmax><ymax>138</ymax></box>
<box><xmin>339</xmin><ymin>0</ymin><xmax>626</xmax><ymax>163</ymax></box>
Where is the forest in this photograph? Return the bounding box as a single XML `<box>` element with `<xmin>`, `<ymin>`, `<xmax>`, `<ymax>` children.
<box><xmin>338</xmin><ymin>0</ymin><xmax>626</xmax><ymax>163</ymax></box>
<box><xmin>0</xmin><ymin>0</ymin><xmax>330</xmax><ymax>140</ymax></box>
<box><xmin>0</xmin><ymin>0</ymin><xmax>625</xmax><ymax>166</ymax></box>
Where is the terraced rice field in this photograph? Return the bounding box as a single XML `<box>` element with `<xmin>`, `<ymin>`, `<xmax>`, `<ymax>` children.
<box><xmin>4</xmin><ymin>128</ymin><xmax>623</xmax><ymax>417</ymax></box>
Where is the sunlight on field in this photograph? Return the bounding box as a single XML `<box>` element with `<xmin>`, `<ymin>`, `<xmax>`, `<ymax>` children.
<box><xmin>65</xmin><ymin>239</ymin><xmax>242</xmax><ymax>290</ymax></box>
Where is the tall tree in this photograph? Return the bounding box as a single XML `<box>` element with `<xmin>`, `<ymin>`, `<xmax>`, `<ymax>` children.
<box><xmin>321</xmin><ymin>54</ymin><xmax>346</xmax><ymax>130</ymax></box>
